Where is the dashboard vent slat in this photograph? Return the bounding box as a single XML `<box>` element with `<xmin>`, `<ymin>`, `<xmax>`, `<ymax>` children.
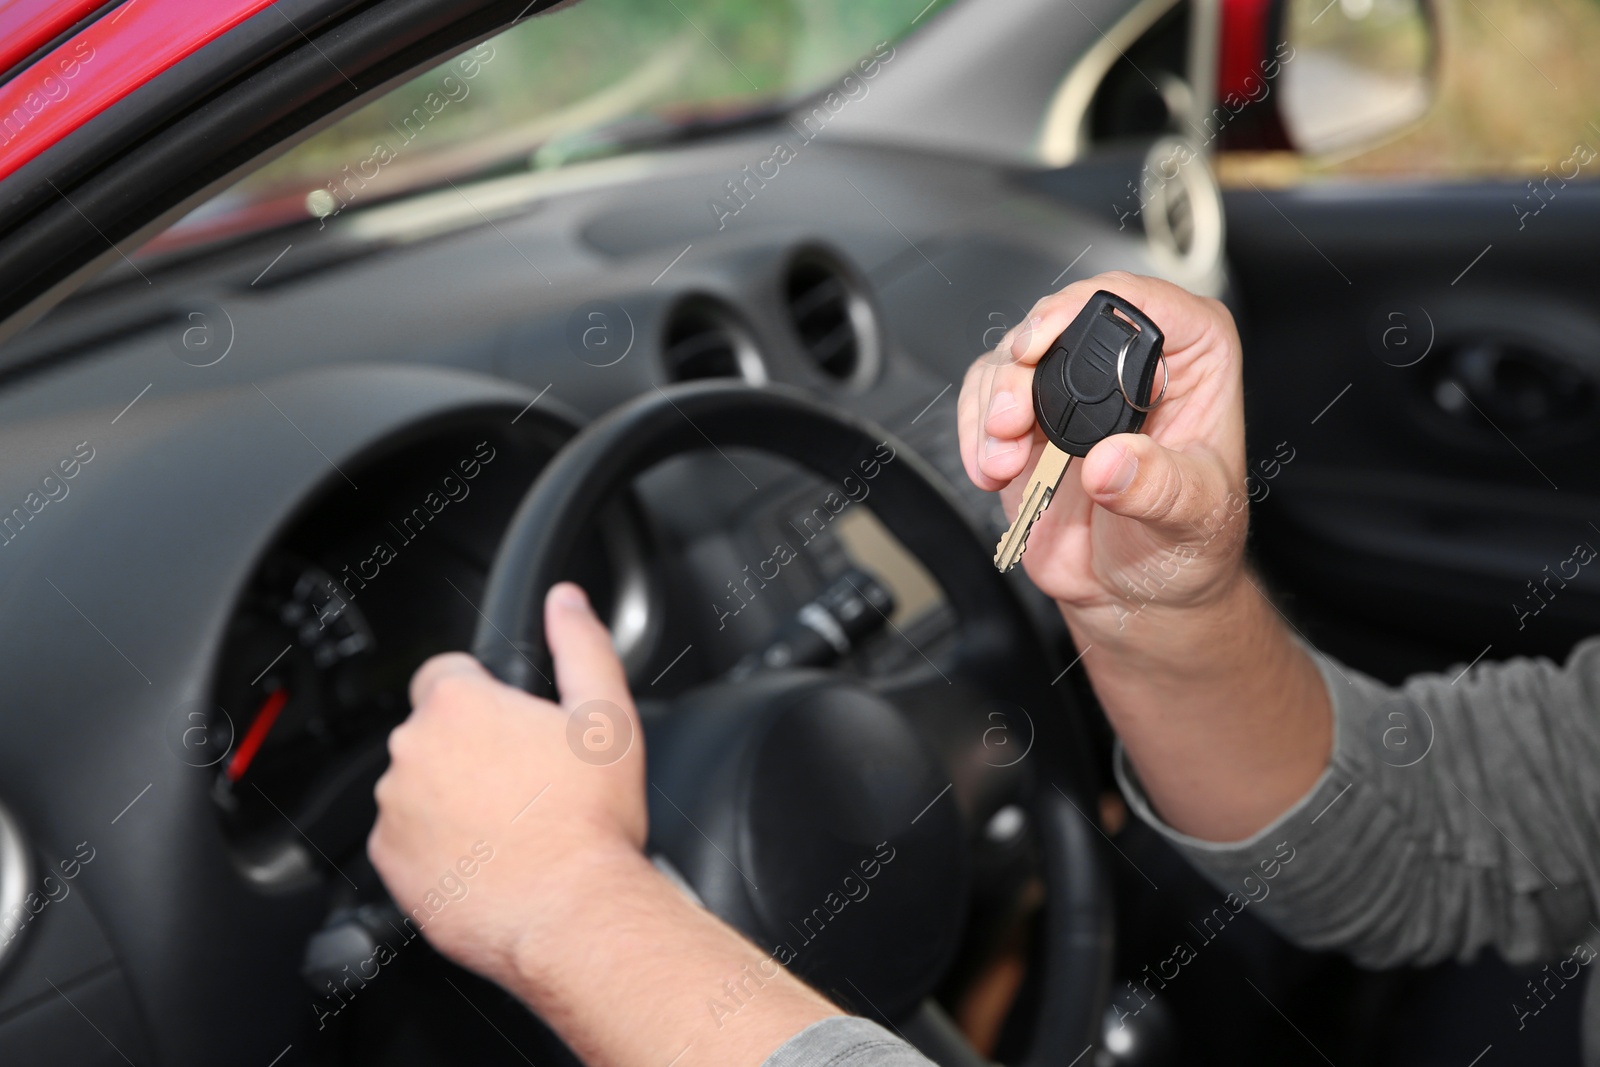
<box><xmin>783</xmin><ymin>251</ymin><xmax>877</xmax><ymax>387</ymax></box>
<box><xmin>662</xmin><ymin>298</ymin><xmax>764</xmax><ymax>384</ymax></box>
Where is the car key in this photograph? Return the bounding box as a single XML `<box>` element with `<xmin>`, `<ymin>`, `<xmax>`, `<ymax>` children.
<box><xmin>993</xmin><ymin>291</ymin><xmax>1166</xmax><ymax>572</ymax></box>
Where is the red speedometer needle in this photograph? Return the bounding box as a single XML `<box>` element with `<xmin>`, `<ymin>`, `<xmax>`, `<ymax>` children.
<box><xmin>226</xmin><ymin>688</ymin><xmax>290</xmax><ymax>783</ymax></box>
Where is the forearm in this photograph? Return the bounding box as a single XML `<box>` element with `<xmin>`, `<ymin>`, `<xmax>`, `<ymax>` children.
<box><xmin>509</xmin><ymin>847</ymin><xmax>840</xmax><ymax>1067</ymax></box>
<box><xmin>1064</xmin><ymin>573</ymin><xmax>1332</xmax><ymax>842</ymax></box>
<box><xmin>375</xmin><ymin>592</ymin><xmax>900</xmax><ymax>1067</ymax></box>
<box><xmin>1111</xmin><ymin>633</ymin><xmax>1600</xmax><ymax>971</ymax></box>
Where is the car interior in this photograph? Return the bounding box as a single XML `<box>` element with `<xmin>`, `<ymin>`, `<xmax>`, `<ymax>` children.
<box><xmin>0</xmin><ymin>0</ymin><xmax>1594</xmax><ymax>1064</ymax></box>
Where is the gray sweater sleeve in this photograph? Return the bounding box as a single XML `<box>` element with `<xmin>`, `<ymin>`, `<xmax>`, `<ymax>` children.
<box><xmin>762</xmin><ymin>1017</ymin><xmax>935</xmax><ymax>1067</ymax></box>
<box><xmin>763</xmin><ymin>638</ymin><xmax>1600</xmax><ymax>1067</ymax></box>
<box><xmin>1118</xmin><ymin>636</ymin><xmax>1600</xmax><ymax>968</ymax></box>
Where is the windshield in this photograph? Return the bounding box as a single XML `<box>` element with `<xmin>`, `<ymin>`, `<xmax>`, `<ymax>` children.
<box><xmin>153</xmin><ymin>0</ymin><xmax>948</xmax><ymax>252</ymax></box>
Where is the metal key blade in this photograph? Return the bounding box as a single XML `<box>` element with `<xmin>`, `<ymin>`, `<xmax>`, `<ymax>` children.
<box><xmin>993</xmin><ymin>443</ymin><xmax>1073</xmax><ymax>572</ymax></box>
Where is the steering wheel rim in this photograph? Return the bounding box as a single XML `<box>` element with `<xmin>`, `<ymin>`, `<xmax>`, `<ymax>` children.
<box><xmin>472</xmin><ymin>381</ymin><xmax>1112</xmax><ymax>1064</ymax></box>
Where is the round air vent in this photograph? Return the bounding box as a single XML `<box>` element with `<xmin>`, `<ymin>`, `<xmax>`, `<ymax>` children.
<box><xmin>661</xmin><ymin>298</ymin><xmax>765</xmax><ymax>384</ymax></box>
<box><xmin>783</xmin><ymin>250</ymin><xmax>879</xmax><ymax>388</ymax></box>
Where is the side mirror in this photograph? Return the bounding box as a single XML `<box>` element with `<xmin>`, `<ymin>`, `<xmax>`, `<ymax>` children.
<box><xmin>1217</xmin><ymin>0</ymin><xmax>1438</xmax><ymax>157</ymax></box>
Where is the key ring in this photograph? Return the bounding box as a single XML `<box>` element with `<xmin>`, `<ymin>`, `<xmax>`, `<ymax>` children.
<box><xmin>1114</xmin><ymin>335</ymin><xmax>1169</xmax><ymax>413</ymax></box>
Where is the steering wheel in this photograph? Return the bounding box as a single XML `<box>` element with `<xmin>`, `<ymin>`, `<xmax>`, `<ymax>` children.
<box><xmin>472</xmin><ymin>381</ymin><xmax>1112</xmax><ymax>1066</ymax></box>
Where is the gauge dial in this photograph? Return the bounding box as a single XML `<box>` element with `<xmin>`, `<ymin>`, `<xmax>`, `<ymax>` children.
<box><xmin>210</xmin><ymin>553</ymin><xmax>392</xmax><ymax>870</ymax></box>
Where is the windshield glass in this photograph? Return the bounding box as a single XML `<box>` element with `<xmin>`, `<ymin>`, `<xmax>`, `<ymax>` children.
<box><xmin>156</xmin><ymin>0</ymin><xmax>948</xmax><ymax>251</ymax></box>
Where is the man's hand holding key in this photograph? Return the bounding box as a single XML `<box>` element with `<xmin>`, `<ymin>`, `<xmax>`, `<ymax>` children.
<box><xmin>958</xmin><ymin>271</ymin><xmax>1333</xmax><ymax>844</ymax></box>
<box><xmin>960</xmin><ymin>272</ymin><xmax>1248</xmax><ymax>621</ymax></box>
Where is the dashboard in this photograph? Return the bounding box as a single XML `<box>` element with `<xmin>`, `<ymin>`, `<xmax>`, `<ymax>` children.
<box><xmin>205</xmin><ymin>417</ymin><xmax>627</xmax><ymax>890</ymax></box>
<box><xmin>0</xmin><ymin>115</ymin><xmax>1217</xmax><ymax>1062</ymax></box>
<box><xmin>6</xmin><ymin>0</ymin><xmax>1585</xmax><ymax>1060</ymax></box>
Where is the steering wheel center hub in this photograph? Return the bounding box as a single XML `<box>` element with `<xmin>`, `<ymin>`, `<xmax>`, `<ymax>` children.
<box><xmin>649</xmin><ymin>673</ymin><xmax>967</xmax><ymax>1021</ymax></box>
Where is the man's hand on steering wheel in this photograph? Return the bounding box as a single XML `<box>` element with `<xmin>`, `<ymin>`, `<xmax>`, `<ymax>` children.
<box><xmin>368</xmin><ymin>584</ymin><xmax>840</xmax><ymax>1067</ymax></box>
<box><xmin>367</xmin><ymin>583</ymin><xmax>647</xmax><ymax>990</ymax></box>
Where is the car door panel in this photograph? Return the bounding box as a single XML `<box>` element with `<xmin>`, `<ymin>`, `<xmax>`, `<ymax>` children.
<box><xmin>1225</xmin><ymin>180</ymin><xmax>1600</xmax><ymax>680</ymax></box>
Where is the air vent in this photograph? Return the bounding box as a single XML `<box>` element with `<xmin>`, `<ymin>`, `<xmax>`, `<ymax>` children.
<box><xmin>661</xmin><ymin>299</ymin><xmax>765</xmax><ymax>384</ymax></box>
<box><xmin>783</xmin><ymin>250</ymin><xmax>879</xmax><ymax>388</ymax></box>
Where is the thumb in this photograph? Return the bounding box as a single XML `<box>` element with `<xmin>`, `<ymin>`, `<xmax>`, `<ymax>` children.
<box><xmin>544</xmin><ymin>582</ymin><xmax>635</xmax><ymax>716</ymax></box>
<box><xmin>1079</xmin><ymin>434</ymin><xmax>1236</xmax><ymax>543</ymax></box>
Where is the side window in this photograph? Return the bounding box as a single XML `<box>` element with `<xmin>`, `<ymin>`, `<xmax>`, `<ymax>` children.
<box><xmin>1220</xmin><ymin>0</ymin><xmax>1600</xmax><ymax>185</ymax></box>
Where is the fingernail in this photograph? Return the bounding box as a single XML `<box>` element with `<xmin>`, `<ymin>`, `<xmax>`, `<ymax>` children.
<box><xmin>984</xmin><ymin>435</ymin><xmax>1018</xmax><ymax>459</ymax></box>
<box><xmin>1104</xmin><ymin>444</ymin><xmax>1138</xmax><ymax>494</ymax></box>
<box><xmin>987</xmin><ymin>390</ymin><xmax>1016</xmax><ymax>421</ymax></box>
<box><xmin>552</xmin><ymin>583</ymin><xmax>590</xmax><ymax>611</ymax></box>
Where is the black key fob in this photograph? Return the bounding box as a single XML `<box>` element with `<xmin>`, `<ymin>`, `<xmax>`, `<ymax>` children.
<box><xmin>1032</xmin><ymin>290</ymin><xmax>1166</xmax><ymax>457</ymax></box>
